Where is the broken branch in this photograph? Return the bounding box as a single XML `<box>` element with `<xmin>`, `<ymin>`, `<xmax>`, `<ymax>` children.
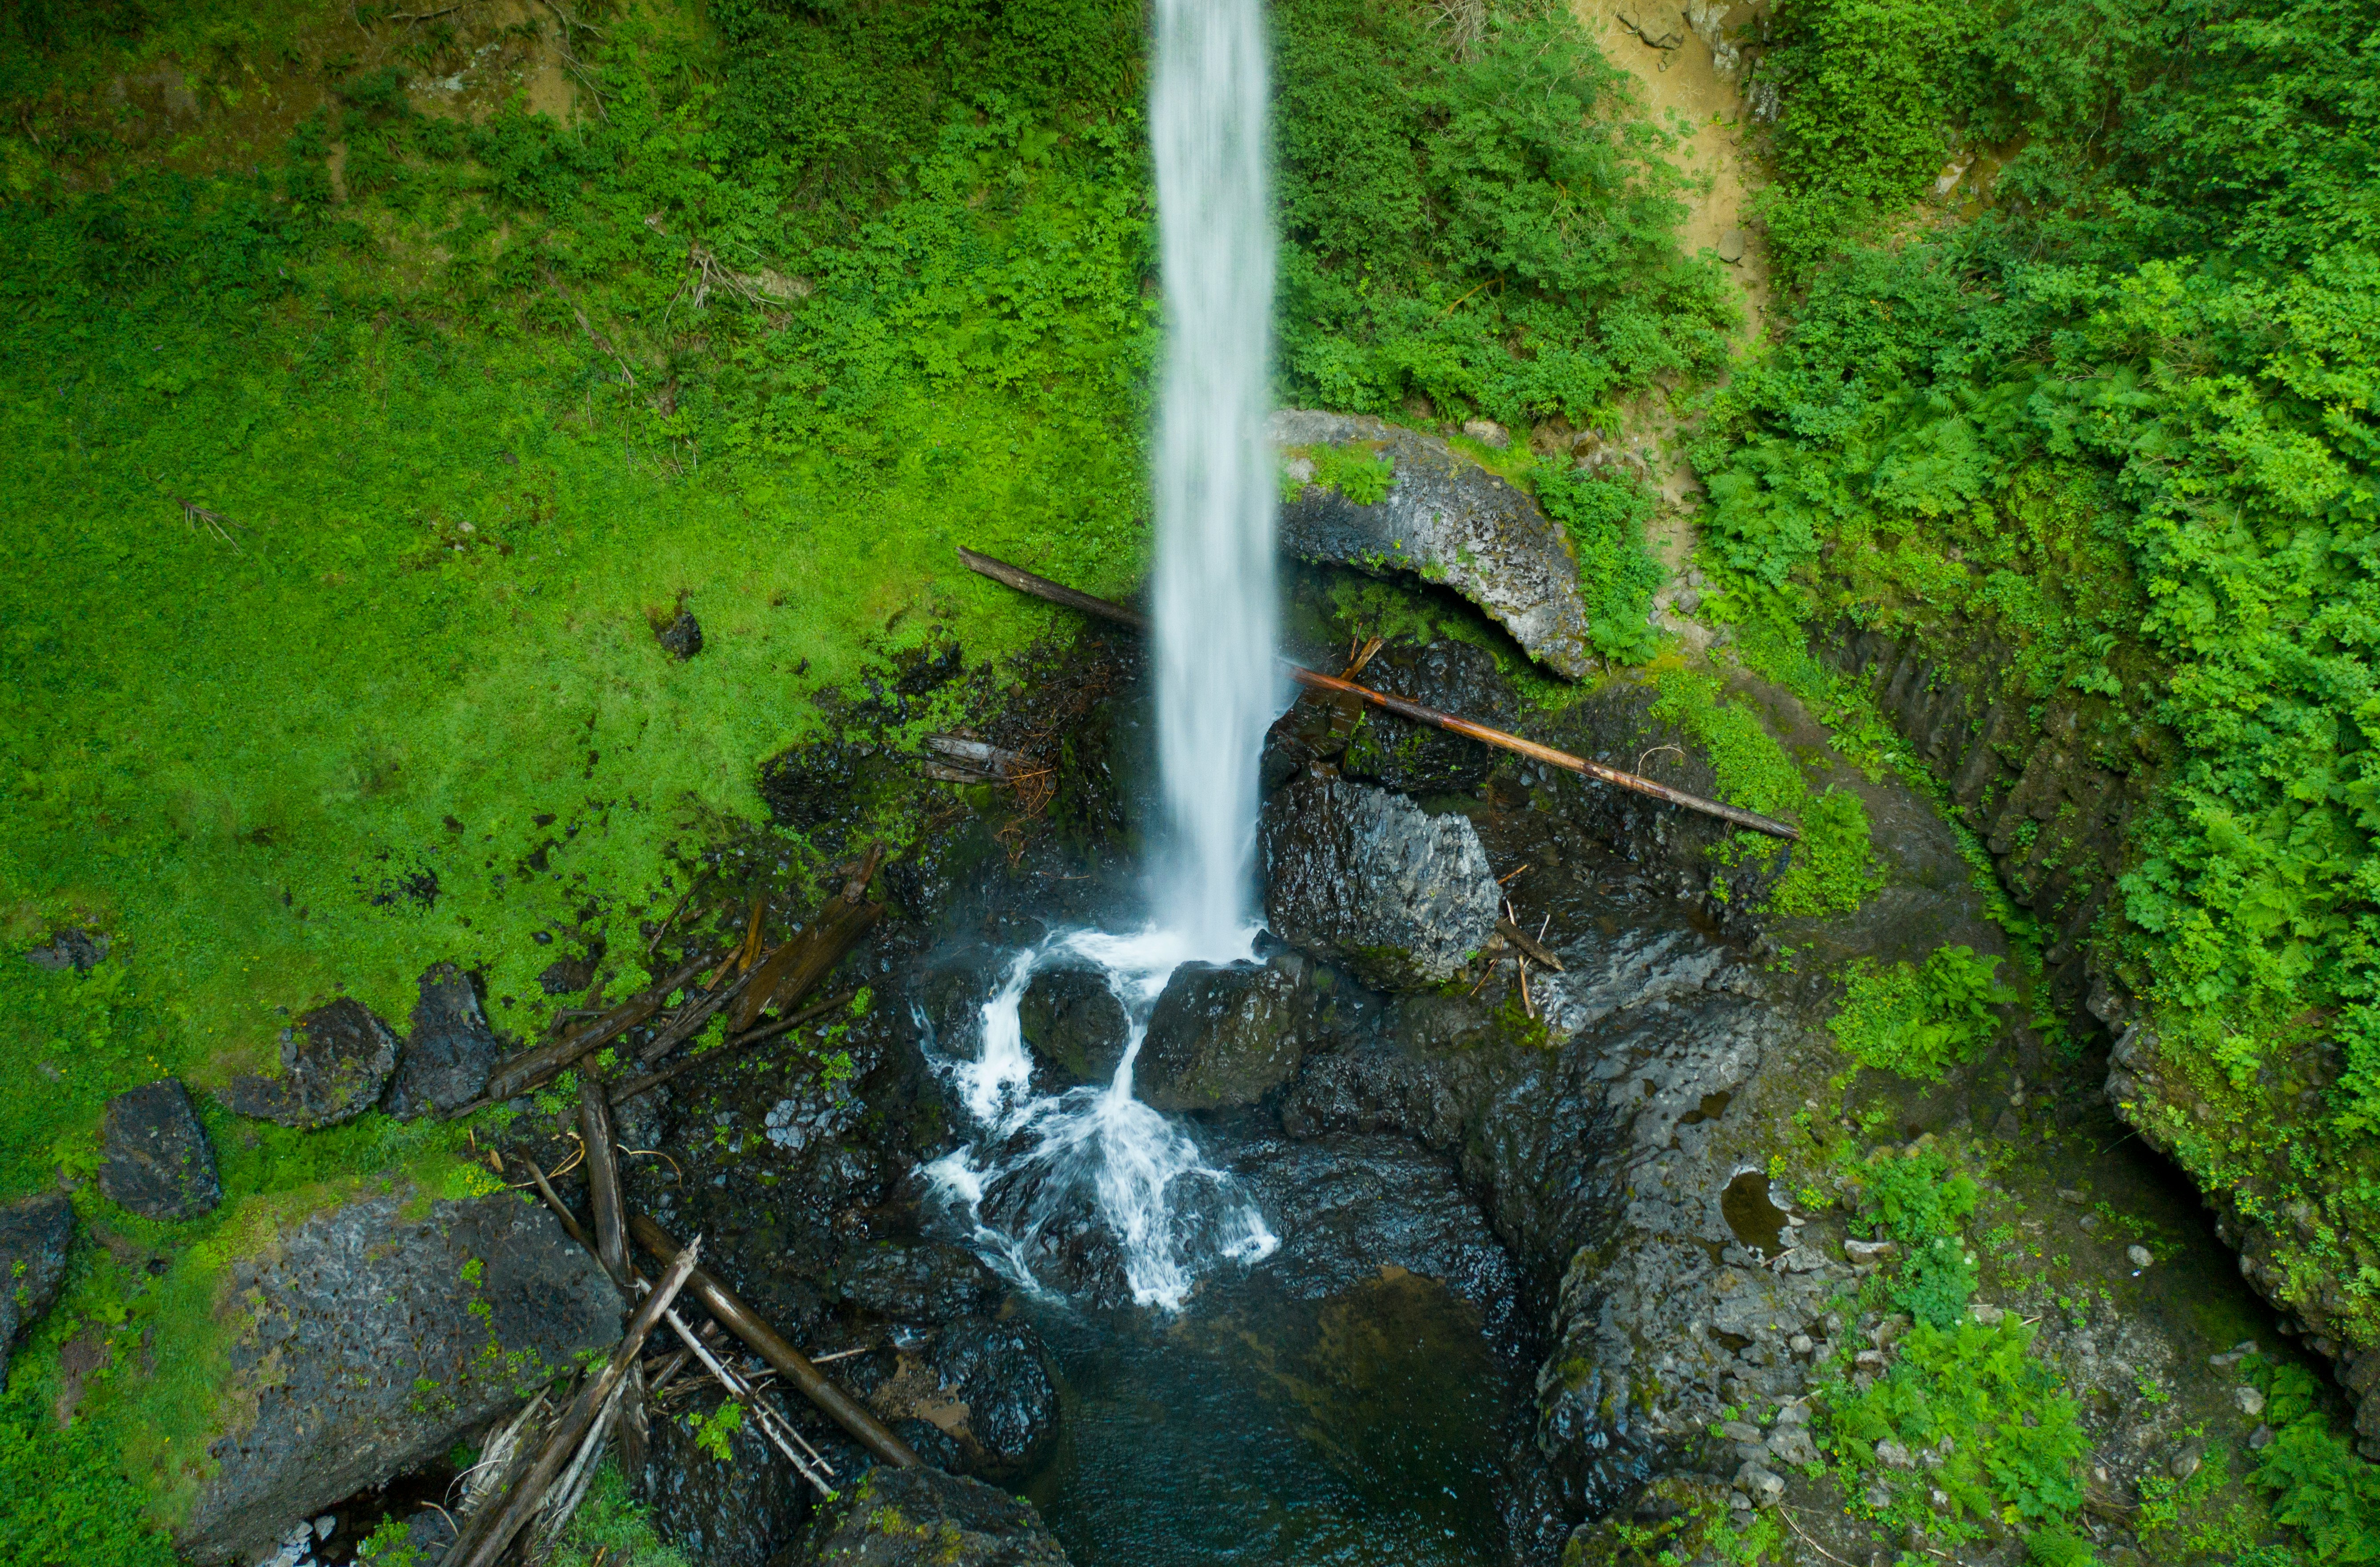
<box><xmin>956</xmin><ymin>547</ymin><xmax>1799</xmax><ymax>840</ymax></box>
<box><xmin>608</xmin><ymin>989</ymin><xmax>857</xmax><ymax>1108</ymax></box>
<box><xmin>1495</xmin><ymin>918</ymin><xmax>1565</xmax><ymax>971</ymax></box>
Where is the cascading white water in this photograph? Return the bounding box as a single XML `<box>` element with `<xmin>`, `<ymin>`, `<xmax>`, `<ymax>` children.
<box><xmin>1150</xmin><ymin>0</ymin><xmax>1280</xmax><ymax>956</ymax></box>
<box><xmin>924</xmin><ymin>0</ymin><xmax>1282</xmax><ymax>1311</ymax></box>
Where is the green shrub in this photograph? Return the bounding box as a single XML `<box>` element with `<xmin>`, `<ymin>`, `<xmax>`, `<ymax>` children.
<box><xmin>1831</xmin><ymin>945</ymin><xmax>2016</xmax><ymax>1080</ymax></box>
<box><xmin>2250</xmin><ymin>1360</ymin><xmax>2380</xmax><ymax>1563</ymax></box>
<box><xmin>1535</xmin><ymin>466</ymin><xmax>1663</xmax><ymax>662</ymax></box>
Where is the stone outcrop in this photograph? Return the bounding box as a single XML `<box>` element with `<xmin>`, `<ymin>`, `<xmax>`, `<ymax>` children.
<box><xmin>175</xmin><ymin>1190</ymin><xmax>620</xmax><ymax>1564</ymax></box>
<box><xmin>382</xmin><ymin>962</ymin><xmax>505</xmax><ymax>1121</ymax></box>
<box><xmin>1136</xmin><ymin>960</ymin><xmax>1306</xmax><ymax>1111</ymax></box>
<box><xmin>0</xmin><ymin>1193</ymin><xmax>75</xmax><ymax>1393</ymax></box>
<box><xmin>793</xmin><ymin>1465</ymin><xmax>1071</xmax><ymax>1566</ymax></box>
<box><xmin>217</xmin><ymin>998</ymin><xmax>399</xmax><ymax>1129</ymax></box>
<box><xmin>1261</xmin><ymin>774</ymin><xmax>1500</xmax><ymax>989</ymax></box>
<box><xmin>97</xmin><ymin>1078</ymin><xmax>221</xmax><ymax>1221</ymax></box>
<box><xmin>1272</xmin><ymin>410</ymin><xmax>1597</xmax><ymax>679</ymax></box>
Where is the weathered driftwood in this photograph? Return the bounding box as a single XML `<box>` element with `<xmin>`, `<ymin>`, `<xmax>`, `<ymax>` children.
<box><xmin>632</xmin><ymin>967</ymin><xmax>754</xmax><ymax>1069</ymax></box>
<box><xmin>1495</xmin><ymin>918</ymin><xmax>1565</xmax><ymax>972</ymax></box>
<box><xmin>577</xmin><ymin>1076</ymin><xmax>629</xmax><ymax>1285</ymax></box>
<box><xmin>922</xmin><ymin>733</ymin><xmax>1033</xmax><ymax>784</ymax></box>
<box><xmin>732</xmin><ymin>845</ymin><xmax>885</xmax><ymax>1032</ymax></box>
<box><xmin>957</xmin><ymin>545</ymin><xmax>1800</xmax><ymax>841</ymax></box>
<box><xmin>444</xmin><ymin>1238</ymin><xmax>700</xmax><ymax>1567</ymax></box>
<box><xmin>608</xmin><ymin>988</ymin><xmax>857</xmax><ymax>1109</ymax></box>
<box><xmin>629</xmin><ymin>1210</ymin><xmax>923</xmax><ymax>1471</ymax></box>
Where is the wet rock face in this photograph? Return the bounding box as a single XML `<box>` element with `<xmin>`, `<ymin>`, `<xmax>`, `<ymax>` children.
<box><xmin>175</xmin><ymin>1191</ymin><xmax>620</xmax><ymax>1565</ymax></box>
<box><xmin>1136</xmin><ymin>961</ymin><xmax>1306</xmax><ymax>1112</ymax></box>
<box><xmin>793</xmin><ymin>1465</ymin><xmax>1071</xmax><ymax>1566</ymax></box>
<box><xmin>217</xmin><ymin>998</ymin><xmax>399</xmax><ymax>1129</ymax></box>
<box><xmin>837</xmin><ymin>1240</ymin><xmax>1005</xmax><ymax>1322</ymax></box>
<box><xmin>0</xmin><ymin>1193</ymin><xmax>75</xmax><ymax>1393</ymax></box>
<box><xmin>1272</xmin><ymin>410</ymin><xmax>1594</xmax><ymax>680</ymax></box>
<box><xmin>1261</xmin><ymin>774</ymin><xmax>1499</xmax><ymax>990</ymax></box>
<box><xmin>1338</xmin><ymin>639</ymin><xmax>1519</xmax><ymax>796</ymax></box>
<box><xmin>1017</xmin><ymin>967</ymin><xmax>1130</xmax><ymax>1087</ymax></box>
<box><xmin>383</xmin><ymin>963</ymin><xmax>505</xmax><ymax>1121</ymax></box>
<box><xmin>97</xmin><ymin>1078</ymin><xmax>221</xmax><ymax>1221</ymax></box>
<box><xmin>636</xmin><ymin>1385</ymin><xmax>812</xmax><ymax>1567</ymax></box>
<box><xmin>929</xmin><ymin>1317</ymin><xmax>1062</xmax><ymax>1479</ymax></box>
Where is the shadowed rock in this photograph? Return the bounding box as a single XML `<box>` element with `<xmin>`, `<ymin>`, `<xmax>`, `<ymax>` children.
<box><xmin>635</xmin><ymin>1382</ymin><xmax>811</xmax><ymax>1567</ymax></box>
<box><xmin>1017</xmin><ymin>967</ymin><xmax>1131</xmax><ymax>1086</ymax></box>
<box><xmin>1272</xmin><ymin>409</ymin><xmax>1595</xmax><ymax>679</ymax></box>
<box><xmin>794</xmin><ymin>1465</ymin><xmax>1070</xmax><ymax>1566</ymax></box>
<box><xmin>837</xmin><ymin>1239</ymin><xmax>1004</xmax><ymax>1322</ymax></box>
<box><xmin>174</xmin><ymin>1190</ymin><xmax>621</xmax><ymax>1564</ymax></box>
<box><xmin>927</xmin><ymin>1317</ymin><xmax>1062</xmax><ymax>1479</ymax></box>
<box><xmin>1337</xmin><ymin>639</ymin><xmax>1520</xmax><ymax>796</ymax></box>
<box><xmin>218</xmin><ymin>998</ymin><xmax>398</xmax><ymax>1129</ymax></box>
<box><xmin>0</xmin><ymin>1193</ymin><xmax>74</xmax><ymax>1393</ymax></box>
<box><xmin>1261</xmin><ymin>774</ymin><xmax>1499</xmax><ymax>989</ymax></box>
<box><xmin>383</xmin><ymin>963</ymin><xmax>505</xmax><ymax>1120</ymax></box>
<box><xmin>98</xmin><ymin>1078</ymin><xmax>221</xmax><ymax>1221</ymax></box>
<box><xmin>1136</xmin><ymin>961</ymin><xmax>1306</xmax><ymax>1111</ymax></box>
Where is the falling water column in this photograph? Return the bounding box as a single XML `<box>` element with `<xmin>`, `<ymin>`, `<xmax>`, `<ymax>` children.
<box><xmin>1149</xmin><ymin>0</ymin><xmax>1278</xmax><ymax>958</ymax></box>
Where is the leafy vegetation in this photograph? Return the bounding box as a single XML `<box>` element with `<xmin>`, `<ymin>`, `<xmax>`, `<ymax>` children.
<box><xmin>1831</xmin><ymin>944</ymin><xmax>2017</xmax><ymax>1080</ymax></box>
<box><xmin>2249</xmin><ymin>1358</ymin><xmax>2380</xmax><ymax>1562</ymax></box>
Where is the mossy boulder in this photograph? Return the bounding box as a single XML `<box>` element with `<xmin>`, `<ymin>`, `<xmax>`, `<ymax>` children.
<box><xmin>216</xmin><ymin>998</ymin><xmax>399</xmax><ymax>1130</ymax></box>
<box><xmin>0</xmin><ymin>1193</ymin><xmax>74</xmax><ymax>1394</ymax></box>
<box><xmin>1338</xmin><ymin>638</ymin><xmax>1520</xmax><ymax>796</ymax></box>
<box><xmin>795</xmin><ymin>1464</ymin><xmax>1070</xmax><ymax>1565</ymax></box>
<box><xmin>1136</xmin><ymin>961</ymin><xmax>1306</xmax><ymax>1112</ymax></box>
<box><xmin>1016</xmin><ymin>967</ymin><xmax>1131</xmax><ymax>1087</ymax></box>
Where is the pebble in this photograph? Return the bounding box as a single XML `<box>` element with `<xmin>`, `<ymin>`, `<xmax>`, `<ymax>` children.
<box><xmin>1970</xmin><ymin>1303</ymin><xmax>2005</xmax><ymax>1325</ymax></box>
<box><xmin>1459</xmin><ymin>418</ymin><xmax>1510</xmax><ymax>449</ymax></box>
<box><xmin>2170</xmin><ymin>1446</ymin><xmax>2203</xmax><ymax>1481</ymax></box>
<box><xmin>1788</xmin><ymin>1333</ymin><xmax>1815</xmax><ymax>1356</ymax></box>
<box><xmin>2250</xmin><ymin>1424</ymin><xmax>2276</xmax><ymax>1450</ymax></box>
<box><xmin>2127</xmin><ymin>1245</ymin><xmax>2155</xmax><ymax>1268</ymax></box>
<box><xmin>2237</xmin><ymin>1386</ymin><xmax>2268</xmax><ymax>1418</ymax></box>
<box><xmin>1719</xmin><ymin>1420</ymin><xmax>1763</xmax><ymax>1442</ymax></box>
<box><xmin>1734</xmin><ymin>1462</ymin><xmax>1786</xmax><ymax>1507</ymax></box>
<box><xmin>2079</xmin><ymin>1214</ymin><xmax>2100</xmax><ymax>1232</ymax></box>
<box><xmin>1875</xmin><ymin>1438</ymin><xmax>1916</xmax><ymax>1470</ymax></box>
<box><xmin>1769</xmin><ymin>1426</ymin><xmax>1820</xmax><ymax>1467</ymax></box>
<box><xmin>2057</xmin><ymin>1188</ymin><xmax>2086</xmax><ymax>1205</ymax></box>
<box><xmin>1716</xmin><ymin>229</ymin><xmax>1746</xmax><ymax>264</ymax></box>
<box><xmin>1844</xmin><ymin>1238</ymin><xmax>1899</xmax><ymax>1264</ymax></box>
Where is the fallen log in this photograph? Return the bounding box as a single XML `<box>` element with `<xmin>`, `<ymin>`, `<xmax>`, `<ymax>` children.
<box><xmin>457</xmin><ymin>952</ymin><xmax>717</xmax><ymax>1116</ymax></box>
<box><xmin>733</xmin><ymin>844</ymin><xmax>886</xmax><ymax>1032</ymax></box>
<box><xmin>443</xmin><ymin>1237</ymin><xmax>700</xmax><ymax>1567</ymax></box>
<box><xmin>632</xmin><ymin>966</ymin><xmax>754</xmax><ymax>1068</ymax></box>
<box><xmin>608</xmin><ymin>988</ymin><xmax>857</xmax><ymax>1109</ymax></box>
<box><xmin>577</xmin><ymin>1076</ymin><xmax>629</xmax><ymax>1285</ymax></box>
<box><xmin>957</xmin><ymin>546</ymin><xmax>1799</xmax><ymax>841</ymax></box>
<box><xmin>629</xmin><ymin>1209</ymin><xmax>923</xmax><ymax>1471</ymax></box>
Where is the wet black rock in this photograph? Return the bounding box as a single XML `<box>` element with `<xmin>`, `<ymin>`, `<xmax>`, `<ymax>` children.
<box><xmin>25</xmin><ymin>926</ymin><xmax>107</xmax><ymax>971</ymax></box>
<box><xmin>792</xmin><ymin>1464</ymin><xmax>1070</xmax><ymax>1566</ymax></box>
<box><xmin>175</xmin><ymin>1190</ymin><xmax>621</xmax><ymax>1564</ymax></box>
<box><xmin>217</xmin><ymin>998</ymin><xmax>400</xmax><ymax>1129</ymax></box>
<box><xmin>930</xmin><ymin>1316</ymin><xmax>1062</xmax><ymax>1479</ymax></box>
<box><xmin>1260</xmin><ymin>774</ymin><xmax>1499</xmax><ymax>989</ymax></box>
<box><xmin>637</xmin><ymin>1384</ymin><xmax>812</xmax><ymax>1567</ymax></box>
<box><xmin>0</xmin><ymin>1193</ymin><xmax>74</xmax><ymax>1393</ymax></box>
<box><xmin>1017</xmin><ymin>968</ymin><xmax>1130</xmax><ymax>1086</ymax></box>
<box><xmin>1338</xmin><ymin>639</ymin><xmax>1519</xmax><ymax>796</ymax></box>
<box><xmin>383</xmin><ymin>963</ymin><xmax>505</xmax><ymax>1120</ymax></box>
<box><xmin>1272</xmin><ymin>410</ymin><xmax>1594</xmax><ymax>679</ymax></box>
<box><xmin>97</xmin><ymin>1078</ymin><xmax>221</xmax><ymax>1221</ymax></box>
<box><xmin>838</xmin><ymin>1240</ymin><xmax>1004</xmax><ymax>1322</ymax></box>
<box><xmin>657</xmin><ymin>607</ymin><xmax>704</xmax><ymax>660</ymax></box>
<box><xmin>1137</xmin><ymin>961</ymin><xmax>1306</xmax><ymax>1112</ymax></box>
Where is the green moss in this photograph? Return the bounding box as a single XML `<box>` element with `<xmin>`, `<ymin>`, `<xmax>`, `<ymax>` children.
<box><xmin>1830</xmin><ymin>945</ymin><xmax>2016</xmax><ymax>1080</ymax></box>
<box><xmin>1289</xmin><ymin>442</ymin><xmax>1398</xmax><ymax>505</ymax></box>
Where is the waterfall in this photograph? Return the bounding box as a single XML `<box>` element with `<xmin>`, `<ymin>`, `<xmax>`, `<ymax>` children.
<box><xmin>924</xmin><ymin>0</ymin><xmax>1282</xmax><ymax>1312</ymax></box>
<box><xmin>1150</xmin><ymin>0</ymin><xmax>1280</xmax><ymax>957</ymax></box>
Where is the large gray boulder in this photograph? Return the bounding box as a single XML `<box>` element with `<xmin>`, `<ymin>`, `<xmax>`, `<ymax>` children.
<box><xmin>175</xmin><ymin>1190</ymin><xmax>621</xmax><ymax>1563</ymax></box>
<box><xmin>0</xmin><ymin>1192</ymin><xmax>75</xmax><ymax>1392</ymax></box>
<box><xmin>794</xmin><ymin>1465</ymin><xmax>1070</xmax><ymax>1565</ymax></box>
<box><xmin>383</xmin><ymin>963</ymin><xmax>505</xmax><ymax>1121</ymax></box>
<box><xmin>1272</xmin><ymin>409</ymin><xmax>1595</xmax><ymax>679</ymax></box>
<box><xmin>1136</xmin><ymin>962</ymin><xmax>1305</xmax><ymax>1111</ymax></box>
<box><xmin>217</xmin><ymin>998</ymin><xmax>398</xmax><ymax>1129</ymax></box>
<box><xmin>1260</xmin><ymin>775</ymin><xmax>1500</xmax><ymax>989</ymax></box>
<box><xmin>98</xmin><ymin>1078</ymin><xmax>221</xmax><ymax>1221</ymax></box>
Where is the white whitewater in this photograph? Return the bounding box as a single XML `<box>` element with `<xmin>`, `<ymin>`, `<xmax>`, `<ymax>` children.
<box><xmin>924</xmin><ymin>0</ymin><xmax>1282</xmax><ymax>1311</ymax></box>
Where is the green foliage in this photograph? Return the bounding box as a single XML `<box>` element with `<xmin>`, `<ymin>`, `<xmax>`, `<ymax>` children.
<box><xmin>1831</xmin><ymin>945</ymin><xmax>2016</xmax><ymax>1080</ymax></box>
<box><xmin>357</xmin><ymin>1515</ymin><xmax>425</xmax><ymax>1566</ymax></box>
<box><xmin>1296</xmin><ymin>442</ymin><xmax>1399</xmax><ymax>506</ymax></box>
<box><xmin>0</xmin><ymin>1384</ymin><xmax>178</xmax><ymax>1567</ymax></box>
<box><xmin>2023</xmin><ymin>1523</ymin><xmax>2100</xmax><ymax>1566</ymax></box>
<box><xmin>688</xmin><ymin>1399</ymin><xmax>743</xmax><ymax>1464</ymax></box>
<box><xmin>1272</xmin><ymin>0</ymin><xmax>1737</xmax><ymax>426</ymax></box>
<box><xmin>545</xmin><ymin>1461</ymin><xmax>694</xmax><ymax>1567</ymax></box>
<box><xmin>1856</xmin><ymin>1145</ymin><xmax>1980</xmax><ymax>1250</ymax></box>
<box><xmin>1649</xmin><ymin>668</ymin><xmax>1883</xmax><ymax>914</ymax></box>
<box><xmin>2251</xmin><ymin>1359</ymin><xmax>2380</xmax><ymax>1563</ymax></box>
<box><xmin>1535</xmin><ymin>466</ymin><xmax>1662</xmax><ymax>662</ymax></box>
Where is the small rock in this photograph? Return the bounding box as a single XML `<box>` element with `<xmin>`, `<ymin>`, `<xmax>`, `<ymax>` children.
<box><xmin>313</xmin><ymin>1515</ymin><xmax>335</xmax><ymax>1540</ymax></box>
<box><xmin>1774</xmin><ymin>1401</ymin><xmax>1811</xmax><ymax>1426</ymax></box>
<box><xmin>1844</xmin><ymin>1238</ymin><xmax>1899</xmax><ymax>1265</ymax></box>
<box><xmin>1733</xmin><ymin>1462</ymin><xmax>1785</xmax><ymax>1507</ymax></box>
<box><xmin>1855</xmin><ymin>1349</ymin><xmax>1887</xmax><ymax>1373</ymax></box>
<box><xmin>1768</xmin><ymin>1426</ymin><xmax>1820</xmax><ymax>1467</ymax></box>
<box><xmin>1863</xmin><ymin>1483</ymin><xmax>1894</xmax><ymax>1510</ymax></box>
<box><xmin>98</xmin><ymin>1079</ymin><xmax>222</xmax><ymax>1221</ymax></box>
<box><xmin>1970</xmin><ymin>1303</ymin><xmax>2005</xmax><ymax>1326</ymax></box>
<box><xmin>1260</xmin><ymin>775</ymin><xmax>1500</xmax><ymax>991</ymax></box>
<box><xmin>1875</xmin><ymin>1438</ymin><xmax>1915</xmax><ymax>1470</ymax></box>
<box><xmin>1459</xmin><ymin>418</ymin><xmax>1510</xmax><ymax>449</ymax></box>
<box><xmin>0</xmin><ymin>1193</ymin><xmax>76</xmax><ymax>1392</ymax></box>
<box><xmin>1674</xmin><ymin>587</ymin><xmax>1703</xmax><ymax>614</ymax></box>
<box><xmin>1136</xmin><ymin>962</ymin><xmax>1305</xmax><ymax>1112</ymax></box>
<box><xmin>2127</xmin><ymin>1244</ymin><xmax>2154</xmax><ymax>1268</ymax></box>
<box><xmin>2078</xmin><ymin>1214</ymin><xmax>2100</xmax><ymax>1232</ymax></box>
<box><xmin>1718</xmin><ymin>1420</ymin><xmax>1763</xmax><ymax>1443</ymax></box>
<box><xmin>2057</xmin><ymin>1188</ymin><xmax>2086</xmax><ymax>1205</ymax></box>
<box><xmin>655</xmin><ymin>607</ymin><xmax>703</xmax><ymax>660</ymax></box>
<box><xmin>838</xmin><ymin>1241</ymin><xmax>1003</xmax><ymax>1323</ymax></box>
<box><xmin>2250</xmin><ymin>1424</ymin><xmax>2276</xmax><ymax>1450</ymax></box>
<box><xmin>926</xmin><ymin>1318</ymin><xmax>1063</xmax><ymax>1479</ymax></box>
<box><xmin>798</xmin><ymin>1465</ymin><xmax>1069</xmax><ymax>1565</ymax></box>
<box><xmin>218</xmin><ymin>999</ymin><xmax>400</xmax><ymax>1129</ymax></box>
<box><xmin>383</xmin><ymin>964</ymin><xmax>506</xmax><ymax>1121</ymax></box>
<box><xmin>2237</xmin><ymin>1386</ymin><xmax>2268</xmax><ymax>1418</ymax></box>
<box><xmin>1716</xmin><ymin>229</ymin><xmax>1746</xmax><ymax>264</ymax></box>
<box><xmin>1788</xmin><ymin>1333</ymin><xmax>1815</xmax><ymax>1356</ymax></box>
<box><xmin>25</xmin><ymin>927</ymin><xmax>108</xmax><ymax>972</ymax></box>
<box><xmin>2169</xmin><ymin>1443</ymin><xmax>2204</xmax><ymax>1481</ymax></box>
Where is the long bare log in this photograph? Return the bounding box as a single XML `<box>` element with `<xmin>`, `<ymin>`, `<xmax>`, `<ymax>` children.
<box><xmin>629</xmin><ymin>1210</ymin><xmax>922</xmax><ymax>1471</ymax></box>
<box><xmin>445</xmin><ymin>1239</ymin><xmax>700</xmax><ymax>1567</ymax></box>
<box><xmin>608</xmin><ymin>989</ymin><xmax>857</xmax><ymax>1109</ymax></box>
<box><xmin>455</xmin><ymin>953</ymin><xmax>716</xmax><ymax>1116</ymax></box>
<box><xmin>732</xmin><ymin>845</ymin><xmax>885</xmax><ymax>1032</ymax></box>
<box><xmin>577</xmin><ymin>1077</ymin><xmax>628</xmax><ymax>1284</ymax></box>
<box><xmin>632</xmin><ymin>967</ymin><xmax>754</xmax><ymax>1068</ymax></box>
<box><xmin>956</xmin><ymin>546</ymin><xmax>1799</xmax><ymax>841</ymax></box>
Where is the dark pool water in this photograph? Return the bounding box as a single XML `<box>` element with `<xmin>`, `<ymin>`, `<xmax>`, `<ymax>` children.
<box><xmin>1021</xmin><ymin>1267</ymin><xmax>1517</xmax><ymax>1565</ymax></box>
